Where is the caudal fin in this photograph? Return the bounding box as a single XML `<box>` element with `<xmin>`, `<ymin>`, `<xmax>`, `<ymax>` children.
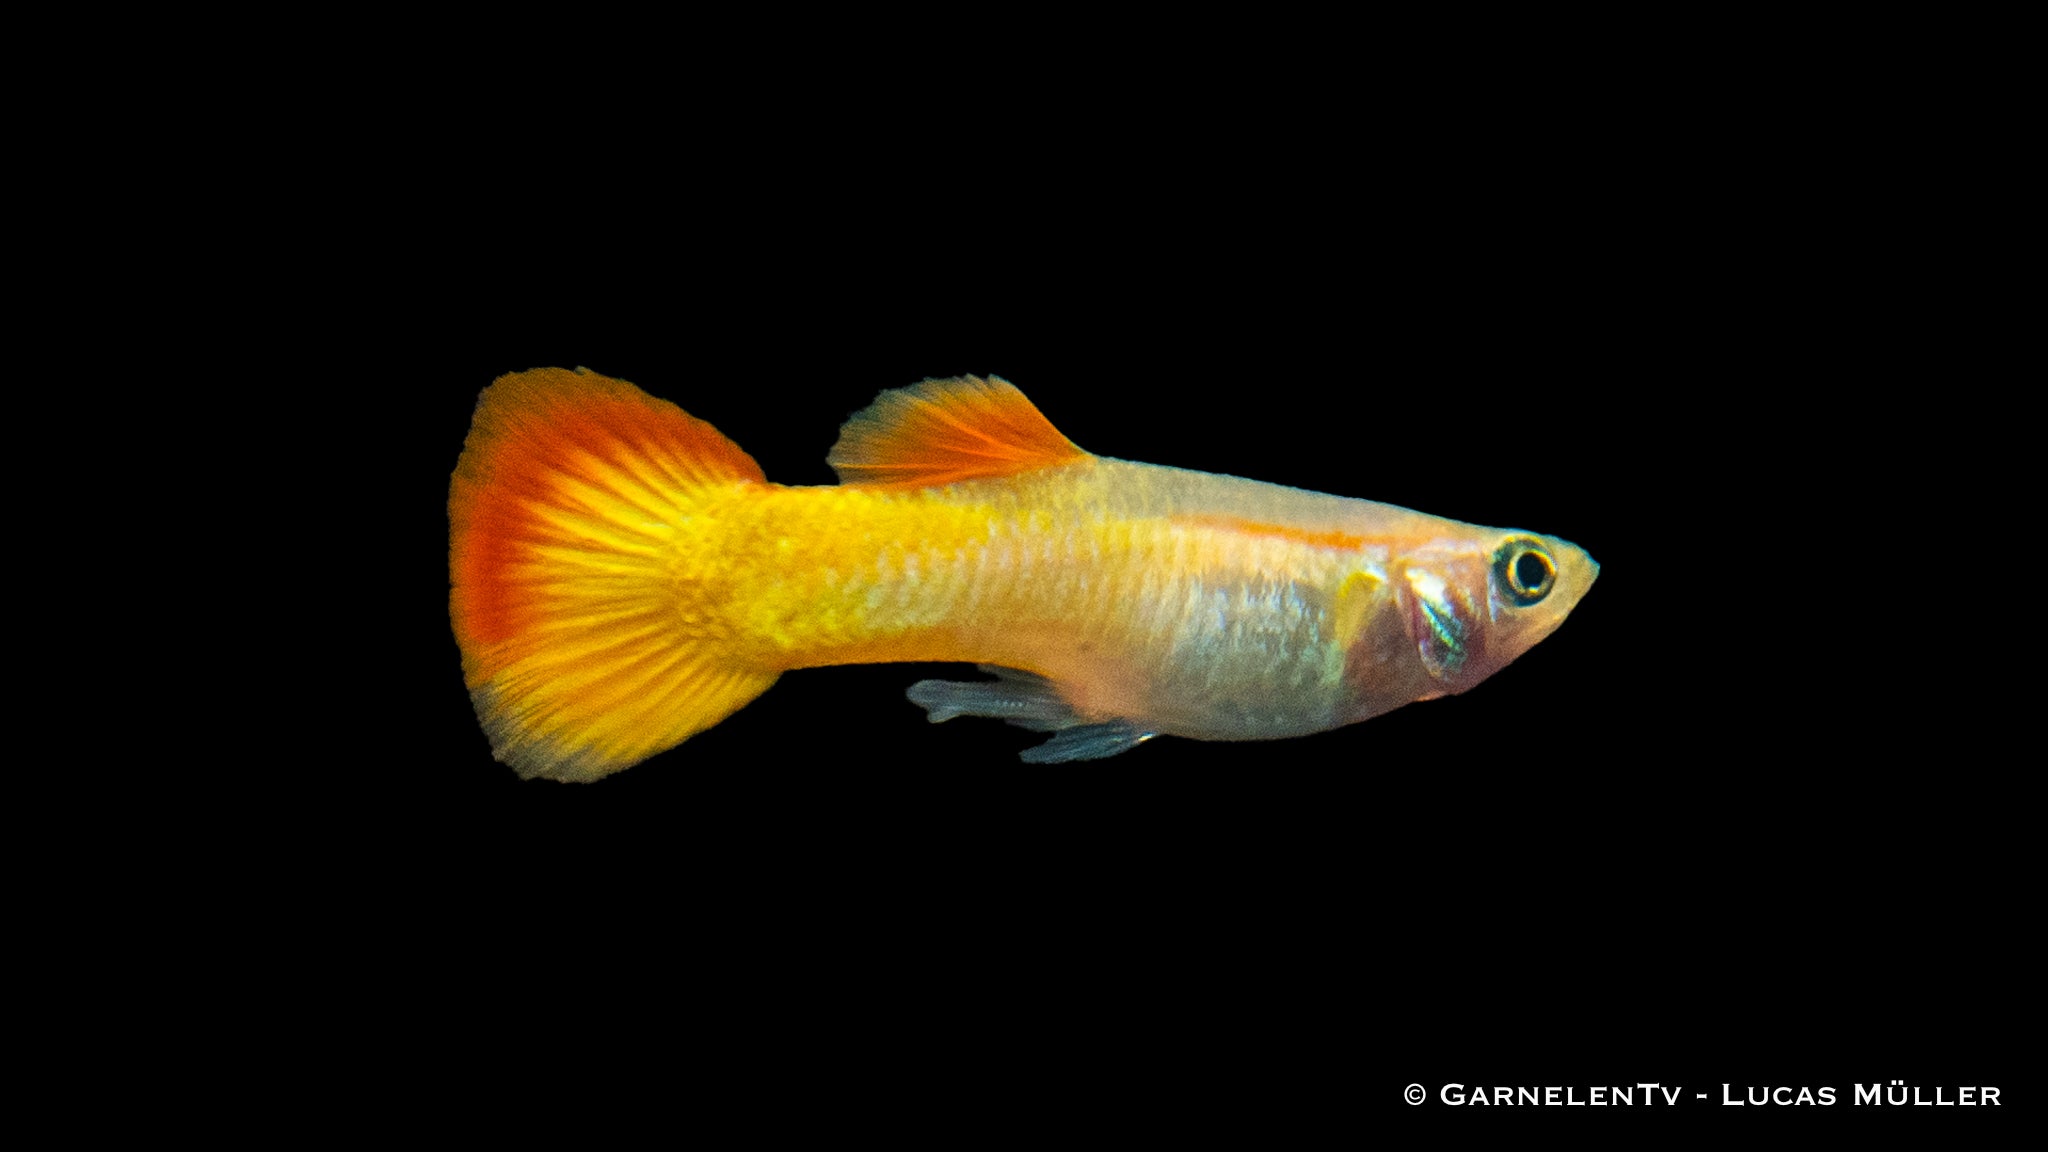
<box><xmin>449</xmin><ymin>367</ymin><xmax>779</xmax><ymax>781</ymax></box>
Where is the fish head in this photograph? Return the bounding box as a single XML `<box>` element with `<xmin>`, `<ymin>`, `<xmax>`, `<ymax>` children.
<box><xmin>1392</xmin><ymin>529</ymin><xmax>1599</xmax><ymax>698</ymax></box>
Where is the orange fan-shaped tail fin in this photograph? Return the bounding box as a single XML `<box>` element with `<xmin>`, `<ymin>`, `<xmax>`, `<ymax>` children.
<box><xmin>449</xmin><ymin>367</ymin><xmax>778</xmax><ymax>781</ymax></box>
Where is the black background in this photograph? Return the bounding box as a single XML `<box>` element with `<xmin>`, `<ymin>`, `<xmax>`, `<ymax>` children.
<box><xmin>324</xmin><ymin>63</ymin><xmax>2024</xmax><ymax>1135</ymax></box>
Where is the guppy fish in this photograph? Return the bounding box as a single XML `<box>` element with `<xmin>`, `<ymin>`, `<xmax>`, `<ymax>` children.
<box><xmin>450</xmin><ymin>367</ymin><xmax>1597</xmax><ymax>781</ymax></box>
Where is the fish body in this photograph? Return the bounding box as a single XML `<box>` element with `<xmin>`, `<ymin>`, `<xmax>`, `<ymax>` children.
<box><xmin>450</xmin><ymin>368</ymin><xmax>1597</xmax><ymax>780</ymax></box>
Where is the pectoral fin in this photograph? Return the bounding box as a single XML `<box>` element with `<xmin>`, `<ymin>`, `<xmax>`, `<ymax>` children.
<box><xmin>905</xmin><ymin>666</ymin><xmax>1158</xmax><ymax>763</ymax></box>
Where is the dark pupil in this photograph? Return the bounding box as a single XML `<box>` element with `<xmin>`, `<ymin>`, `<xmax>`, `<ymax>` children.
<box><xmin>1513</xmin><ymin>551</ymin><xmax>1549</xmax><ymax>592</ymax></box>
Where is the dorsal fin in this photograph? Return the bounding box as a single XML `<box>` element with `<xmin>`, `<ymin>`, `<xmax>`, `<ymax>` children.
<box><xmin>827</xmin><ymin>376</ymin><xmax>1090</xmax><ymax>488</ymax></box>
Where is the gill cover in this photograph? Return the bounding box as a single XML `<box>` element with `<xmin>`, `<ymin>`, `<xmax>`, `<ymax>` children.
<box><xmin>1405</xmin><ymin>567</ymin><xmax>1469</xmax><ymax>681</ymax></box>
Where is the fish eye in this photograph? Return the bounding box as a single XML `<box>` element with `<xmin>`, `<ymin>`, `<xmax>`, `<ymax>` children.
<box><xmin>1493</xmin><ymin>538</ymin><xmax>1555</xmax><ymax>607</ymax></box>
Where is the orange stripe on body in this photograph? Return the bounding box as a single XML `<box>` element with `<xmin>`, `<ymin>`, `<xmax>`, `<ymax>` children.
<box><xmin>1168</xmin><ymin>513</ymin><xmax>1366</xmax><ymax>552</ymax></box>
